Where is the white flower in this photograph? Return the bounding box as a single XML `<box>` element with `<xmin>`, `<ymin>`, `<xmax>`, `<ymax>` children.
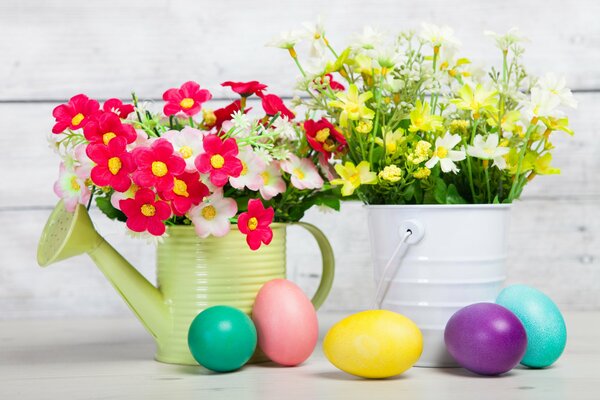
<box><xmin>162</xmin><ymin>127</ymin><xmax>205</xmax><ymax>172</ymax></box>
<box><xmin>425</xmin><ymin>133</ymin><xmax>466</xmax><ymax>173</ymax></box>
<box><xmin>271</xmin><ymin>116</ymin><xmax>299</xmax><ymax>141</ymax></box>
<box><xmin>267</xmin><ymin>30</ymin><xmax>303</xmax><ymax>49</ymax></box>
<box><xmin>537</xmin><ymin>73</ymin><xmax>578</xmax><ymax>109</ymax></box>
<box><xmin>351</xmin><ymin>26</ymin><xmax>384</xmax><ymax>50</ymax></box>
<box><xmin>188</xmin><ymin>192</ymin><xmax>237</xmax><ymax>238</ymax></box>
<box><xmin>484</xmin><ymin>28</ymin><xmax>527</xmax><ymax>52</ymax></box>
<box><xmin>53</xmin><ymin>162</ymin><xmax>91</xmax><ymax>212</ymax></box>
<box><xmin>375</xmin><ymin>45</ymin><xmax>404</xmax><ymax>69</ymax></box>
<box><xmin>281</xmin><ymin>154</ymin><xmax>324</xmax><ymax>189</ymax></box>
<box><xmin>302</xmin><ymin>16</ymin><xmax>327</xmax><ymax>57</ymax></box>
<box><xmin>231</xmin><ymin>110</ymin><xmax>252</xmax><ymax>131</ymax></box>
<box><xmin>521</xmin><ymin>87</ymin><xmax>562</xmax><ymax>120</ymax></box>
<box><xmin>229</xmin><ymin>147</ymin><xmax>266</xmax><ymax>191</ymax></box>
<box><xmin>419</xmin><ymin>23</ymin><xmax>461</xmax><ymax>50</ymax></box>
<box><xmin>259</xmin><ymin>162</ymin><xmax>286</xmax><ymax>200</ymax></box>
<box><xmin>467</xmin><ymin>134</ymin><xmax>510</xmax><ymax>170</ymax></box>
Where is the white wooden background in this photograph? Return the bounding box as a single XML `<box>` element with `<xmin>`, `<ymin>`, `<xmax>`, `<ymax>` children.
<box><xmin>0</xmin><ymin>0</ymin><xmax>598</xmax><ymax>319</ymax></box>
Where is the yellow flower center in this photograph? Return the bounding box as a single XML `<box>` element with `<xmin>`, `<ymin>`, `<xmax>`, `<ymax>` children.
<box><xmin>210</xmin><ymin>154</ymin><xmax>225</xmax><ymax>169</ymax></box>
<box><xmin>323</xmin><ymin>140</ymin><xmax>336</xmax><ymax>152</ymax></box>
<box><xmin>70</xmin><ymin>176</ymin><xmax>80</xmax><ymax>191</ymax></box>
<box><xmin>347</xmin><ymin>103</ymin><xmax>360</xmax><ymax>114</ymax></box>
<box><xmin>71</xmin><ymin>113</ymin><xmax>85</xmax><ymax>126</ymax></box>
<box><xmin>203</xmin><ymin>109</ymin><xmax>217</xmax><ymax>126</ymax></box>
<box><xmin>102</xmin><ymin>132</ymin><xmax>117</xmax><ymax>145</ymax></box>
<box><xmin>151</xmin><ymin>161</ymin><xmax>168</xmax><ymax>177</ymax></box>
<box><xmin>179</xmin><ymin>146</ymin><xmax>193</xmax><ymax>159</ymax></box>
<box><xmin>484</xmin><ymin>148</ymin><xmax>495</xmax><ymax>156</ymax></box>
<box><xmin>349</xmin><ymin>172</ymin><xmax>360</xmax><ymax>186</ymax></box>
<box><xmin>201</xmin><ymin>205</ymin><xmax>217</xmax><ymax>220</ymax></box>
<box><xmin>293</xmin><ymin>168</ymin><xmax>305</xmax><ymax>180</ymax></box>
<box><xmin>180</xmin><ymin>98</ymin><xmax>195</xmax><ymax>109</ymax></box>
<box><xmin>261</xmin><ymin>171</ymin><xmax>270</xmax><ymax>184</ymax></box>
<box><xmin>140</xmin><ymin>204</ymin><xmax>156</xmax><ymax>217</ymax></box>
<box><xmin>108</xmin><ymin>157</ymin><xmax>122</xmax><ymax>175</ymax></box>
<box><xmin>247</xmin><ymin>217</ymin><xmax>258</xmax><ymax>231</ymax></box>
<box><xmin>315</xmin><ymin>128</ymin><xmax>330</xmax><ymax>143</ymax></box>
<box><xmin>173</xmin><ymin>178</ymin><xmax>189</xmax><ymax>197</ymax></box>
<box><xmin>240</xmin><ymin>161</ymin><xmax>248</xmax><ymax>176</ymax></box>
<box><xmin>313</xmin><ymin>32</ymin><xmax>321</xmax><ymax>40</ymax></box>
<box><xmin>436</xmin><ymin>146</ymin><xmax>448</xmax><ymax>159</ymax></box>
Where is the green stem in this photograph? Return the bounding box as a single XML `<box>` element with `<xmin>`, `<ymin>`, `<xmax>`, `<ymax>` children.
<box><xmin>508</xmin><ymin>122</ymin><xmax>537</xmax><ymax>201</ymax></box>
<box><xmin>484</xmin><ymin>166</ymin><xmax>491</xmax><ymax>203</ymax></box>
<box><xmin>131</xmin><ymin>92</ymin><xmax>143</xmax><ymax>124</ymax></box>
<box><xmin>188</xmin><ymin>117</ymin><xmax>194</xmax><ymax>128</ymax></box>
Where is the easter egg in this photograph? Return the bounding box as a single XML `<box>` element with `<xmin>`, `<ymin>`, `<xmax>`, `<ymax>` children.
<box><xmin>444</xmin><ymin>303</ymin><xmax>528</xmax><ymax>376</ymax></box>
<box><xmin>323</xmin><ymin>310</ymin><xmax>423</xmax><ymax>379</ymax></box>
<box><xmin>187</xmin><ymin>305</ymin><xmax>257</xmax><ymax>372</ymax></box>
<box><xmin>496</xmin><ymin>284</ymin><xmax>567</xmax><ymax>368</ymax></box>
<box><xmin>252</xmin><ymin>279</ymin><xmax>318</xmax><ymax>366</ymax></box>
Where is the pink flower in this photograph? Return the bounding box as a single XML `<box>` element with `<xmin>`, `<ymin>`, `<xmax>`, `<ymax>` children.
<box><xmin>281</xmin><ymin>155</ymin><xmax>324</xmax><ymax>190</ymax></box>
<box><xmin>132</xmin><ymin>139</ymin><xmax>186</xmax><ymax>192</ymax></box>
<box><xmin>119</xmin><ymin>188</ymin><xmax>171</xmax><ymax>236</ymax></box>
<box><xmin>237</xmin><ymin>199</ymin><xmax>274</xmax><ymax>250</ymax></box>
<box><xmin>53</xmin><ymin>163</ymin><xmax>91</xmax><ymax>212</ymax></box>
<box><xmin>84</xmin><ymin>112</ymin><xmax>137</xmax><ymax>146</ymax></box>
<box><xmin>188</xmin><ymin>192</ymin><xmax>238</xmax><ymax>238</ymax></box>
<box><xmin>86</xmin><ymin>139</ymin><xmax>135</xmax><ymax>192</ymax></box>
<box><xmin>194</xmin><ymin>134</ymin><xmax>243</xmax><ymax>187</ymax></box>
<box><xmin>103</xmin><ymin>98</ymin><xmax>134</xmax><ymax>119</ymax></box>
<box><xmin>160</xmin><ymin>172</ymin><xmax>209</xmax><ymax>216</ymax></box>
<box><xmin>162</xmin><ymin>127</ymin><xmax>206</xmax><ymax>173</ymax></box>
<box><xmin>259</xmin><ymin>162</ymin><xmax>286</xmax><ymax>200</ymax></box>
<box><xmin>258</xmin><ymin>93</ymin><xmax>295</xmax><ymax>120</ymax></box>
<box><xmin>162</xmin><ymin>81</ymin><xmax>212</xmax><ymax>116</ymax></box>
<box><xmin>228</xmin><ymin>147</ymin><xmax>266</xmax><ymax>191</ymax></box>
<box><xmin>52</xmin><ymin>94</ymin><xmax>100</xmax><ymax>133</ymax></box>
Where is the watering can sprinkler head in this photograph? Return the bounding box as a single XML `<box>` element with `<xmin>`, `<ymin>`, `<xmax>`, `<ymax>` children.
<box><xmin>37</xmin><ymin>201</ymin><xmax>169</xmax><ymax>340</ymax></box>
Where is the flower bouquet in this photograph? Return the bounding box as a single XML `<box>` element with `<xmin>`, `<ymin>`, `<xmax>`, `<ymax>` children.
<box><xmin>49</xmin><ymin>80</ymin><xmax>340</xmax><ymax>250</ymax></box>
<box><xmin>272</xmin><ymin>23</ymin><xmax>576</xmax><ymax>204</ymax></box>
<box><xmin>271</xmin><ymin>22</ymin><xmax>577</xmax><ymax>367</ymax></box>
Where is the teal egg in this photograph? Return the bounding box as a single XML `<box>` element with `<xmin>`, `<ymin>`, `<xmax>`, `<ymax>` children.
<box><xmin>496</xmin><ymin>285</ymin><xmax>567</xmax><ymax>368</ymax></box>
<box><xmin>188</xmin><ymin>305</ymin><xmax>257</xmax><ymax>372</ymax></box>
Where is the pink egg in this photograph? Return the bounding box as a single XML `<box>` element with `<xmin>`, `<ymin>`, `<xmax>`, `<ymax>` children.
<box><xmin>252</xmin><ymin>279</ymin><xmax>318</xmax><ymax>366</ymax></box>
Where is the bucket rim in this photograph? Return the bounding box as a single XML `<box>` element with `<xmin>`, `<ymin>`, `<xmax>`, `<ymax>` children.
<box><xmin>363</xmin><ymin>203</ymin><xmax>511</xmax><ymax>210</ymax></box>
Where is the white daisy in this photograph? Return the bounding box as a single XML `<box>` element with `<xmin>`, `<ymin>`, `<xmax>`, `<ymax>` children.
<box><xmin>537</xmin><ymin>73</ymin><xmax>577</xmax><ymax>109</ymax></box>
<box><xmin>351</xmin><ymin>26</ymin><xmax>385</xmax><ymax>50</ymax></box>
<box><xmin>419</xmin><ymin>23</ymin><xmax>461</xmax><ymax>50</ymax></box>
<box><xmin>467</xmin><ymin>134</ymin><xmax>510</xmax><ymax>170</ymax></box>
<box><xmin>425</xmin><ymin>133</ymin><xmax>466</xmax><ymax>173</ymax></box>
<box><xmin>188</xmin><ymin>192</ymin><xmax>237</xmax><ymax>238</ymax></box>
<box><xmin>484</xmin><ymin>28</ymin><xmax>527</xmax><ymax>52</ymax></box>
<box><xmin>267</xmin><ymin>30</ymin><xmax>303</xmax><ymax>49</ymax></box>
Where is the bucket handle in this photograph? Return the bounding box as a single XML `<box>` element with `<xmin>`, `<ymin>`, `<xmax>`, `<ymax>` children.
<box><xmin>373</xmin><ymin>219</ymin><xmax>425</xmax><ymax>309</ymax></box>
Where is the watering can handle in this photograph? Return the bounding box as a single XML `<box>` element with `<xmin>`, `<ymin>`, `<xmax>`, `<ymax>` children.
<box><xmin>292</xmin><ymin>222</ymin><xmax>335</xmax><ymax>310</ymax></box>
<box><xmin>373</xmin><ymin>219</ymin><xmax>425</xmax><ymax>309</ymax></box>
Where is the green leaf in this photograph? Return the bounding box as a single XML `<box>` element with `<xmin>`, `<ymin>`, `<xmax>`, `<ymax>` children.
<box><xmin>446</xmin><ymin>184</ymin><xmax>467</xmax><ymax>204</ymax></box>
<box><xmin>492</xmin><ymin>195</ymin><xmax>500</xmax><ymax>204</ymax></box>
<box><xmin>413</xmin><ymin>181</ymin><xmax>424</xmax><ymax>204</ymax></box>
<box><xmin>433</xmin><ymin>178</ymin><xmax>447</xmax><ymax>204</ymax></box>
<box><xmin>314</xmin><ymin>195</ymin><xmax>341</xmax><ymax>211</ymax></box>
<box><xmin>96</xmin><ymin>196</ymin><xmax>127</xmax><ymax>222</ymax></box>
<box><xmin>403</xmin><ymin>183</ymin><xmax>415</xmax><ymax>201</ymax></box>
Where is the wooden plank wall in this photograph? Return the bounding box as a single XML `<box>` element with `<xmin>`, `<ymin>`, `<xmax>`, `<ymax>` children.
<box><xmin>0</xmin><ymin>0</ymin><xmax>598</xmax><ymax>318</ymax></box>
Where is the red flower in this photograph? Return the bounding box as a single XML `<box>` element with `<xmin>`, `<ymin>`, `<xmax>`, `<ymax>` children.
<box><xmin>304</xmin><ymin>118</ymin><xmax>347</xmax><ymax>157</ymax></box>
<box><xmin>162</xmin><ymin>81</ymin><xmax>212</xmax><ymax>117</ymax></box>
<box><xmin>237</xmin><ymin>199</ymin><xmax>274</xmax><ymax>250</ymax></box>
<box><xmin>160</xmin><ymin>172</ymin><xmax>209</xmax><ymax>216</ymax></box>
<box><xmin>258</xmin><ymin>93</ymin><xmax>295</xmax><ymax>120</ymax></box>
<box><xmin>52</xmin><ymin>94</ymin><xmax>100</xmax><ymax>133</ymax></box>
<box><xmin>221</xmin><ymin>81</ymin><xmax>267</xmax><ymax>97</ymax></box>
<box><xmin>194</xmin><ymin>134</ymin><xmax>243</xmax><ymax>187</ymax></box>
<box><xmin>325</xmin><ymin>74</ymin><xmax>345</xmax><ymax>91</ymax></box>
<box><xmin>208</xmin><ymin>100</ymin><xmax>249</xmax><ymax>130</ymax></box>
<box><xmin>84</xmin><ymin>112</ymin><xmax>137</xmax><ymax>146</ymax></box>
<box><xmin>132</xmin><ymin>139</ymin><xmax>186</xmax><ymax>192</ymax></box>
<box><xmin>119</xmin><ymin>188</ymin><xmax>172</xmax><ymax>236</ymax></box>
<box><xmin>103</xmin><ymin>98</ymin><xmax>134</xmax><ymax>119</ymax></box>
<box><xmin>86</xmin><ymin>139</ymin><xmax>135</xmax><ymax>192</ymax></box>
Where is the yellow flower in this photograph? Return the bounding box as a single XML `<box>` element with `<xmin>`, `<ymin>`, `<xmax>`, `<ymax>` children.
<box><xmin>329</xmin><ymin>84</ymin><xmax>375</xmax><ymax>127</ymax></box>
<box><xmin>487</xmin><ymin>110</ymin><xmax>521</xmax><ymax>133</ymax></box>
<box><xmin>407</xmin><ymin>140</ymin><xmax>432</xmax><ymax>164</ymax></box>
<box><xmin>534</xmin><ymin>153</ymin><xmax>560</xmax><ymax>175</ymax></box>
<box><xmin>325</xmin><ymin>47</ymin><xmax>351</xmax><ymax>74</ymax></box>
<box><xmin>375</xmin><ymin>128</ymin><xmax>405</xmax><ymax>155</ymax></box>
<box><xmin>540</xmin><ymin>116</ymin><xmax>574</xmax><ymax>136</ymax></box>
<box><xmin>506</xmin><ymin>149</ymin><xmax>536</xmax><ymax>175</ymax></box>
<box><xmin>409</xmin><ymin>101</ymin><xmax>443</xmax><ymax>133</ymax></box>
<box><xmin>451</xmin><ymin>84</ymin><xmax>498</xmax><ymax>119</ymax></box>
<box><xmin>449</xmin><ymin>119</ymin><xmax>470</xmax><ymax>135</ymax></box>
<box><xmin>413</xmin><ymin>167</ymin><xmax>431</xmax><ymax>179</ymax></box>
<box><xmin>378</xmin><ymin>165</ymin><xmax>403</xmax><ymax>183</ymax></box>
<box><xmin>356</xmin><ymin>120</ymin><xmax>373</xmax><ymax>134</ymax></box>
<box><xmin>331</xmin><ymin>161</ymin><xmax>377</xmax><ymax>196</ymax></box>
<box><xmin>354</xmin><ymin>53</ymin><xmax>374</xmax><ymax>75</ymax></box>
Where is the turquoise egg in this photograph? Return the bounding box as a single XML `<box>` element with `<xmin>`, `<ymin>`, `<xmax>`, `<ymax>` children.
<box><xmin>188</xmin><ymin>305</ymin><xmax>257</xmax><ymax>372</ymax></box>
<box><xmin>496</xmin><ymin>285</ymin><xmax>567</xmax><ymax>368</ymax></box>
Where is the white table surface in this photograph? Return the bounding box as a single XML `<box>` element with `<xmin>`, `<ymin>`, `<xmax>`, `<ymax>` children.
<box><xmin>1</xmin><ymin>311</ymin><xmax>598</xmax><ymax>400</ymax></box>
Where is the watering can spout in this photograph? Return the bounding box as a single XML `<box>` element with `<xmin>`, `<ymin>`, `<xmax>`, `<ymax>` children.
<box><xmin>37</xmin><ymin>201</ymin><xmax>169</xmax><ymax>340</ymax></box>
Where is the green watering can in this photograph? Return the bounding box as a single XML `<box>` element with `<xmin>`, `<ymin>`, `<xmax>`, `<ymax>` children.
<box><xmin>37</xmin><ymin>201</ymin><xmax>335</xmax><ymax>364</ymax></box>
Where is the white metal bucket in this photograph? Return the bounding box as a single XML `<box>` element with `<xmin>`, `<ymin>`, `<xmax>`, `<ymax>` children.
<box><xmin>366</xmin><ymin>204</ymin><xmax>510</xmax><ymax>367</ymax></box>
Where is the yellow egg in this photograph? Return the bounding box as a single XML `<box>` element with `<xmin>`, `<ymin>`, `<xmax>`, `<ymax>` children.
<box><xmin>323</xmin><ymin>310</ymin><xmax>423</xmax><ymax>379</ymax></box>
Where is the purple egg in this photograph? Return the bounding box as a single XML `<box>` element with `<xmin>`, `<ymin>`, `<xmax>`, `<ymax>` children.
<box><xmin>444</xmin><ymin>303</ymin><xmax>528</xmax><ymax>376</ymax></box>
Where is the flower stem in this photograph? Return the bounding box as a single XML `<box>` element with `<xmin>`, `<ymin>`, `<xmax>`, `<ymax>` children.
<box><xmin>484</xmin><ymin>165</ymin><xmax>492</xmax><ymax>203</ymax></box>
<box><xmin>508</xmin><ymin>121</ymin><xmax>537</xmax><ymax>201</ymax></box>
